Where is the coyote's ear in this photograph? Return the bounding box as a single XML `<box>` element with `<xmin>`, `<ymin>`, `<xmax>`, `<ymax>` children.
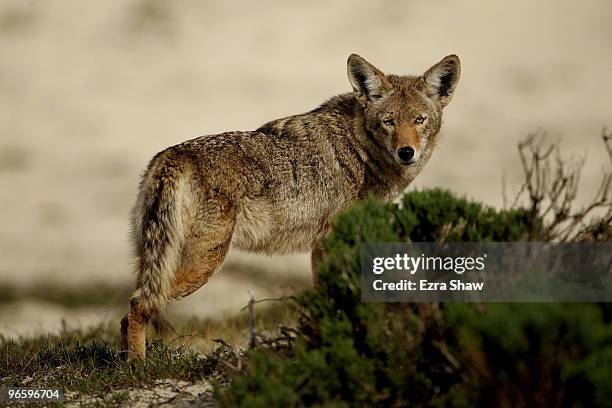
<box><xmin>347</xmin><ymin>54</ymin><xmax>393</xmax><ymax>106</ymax></box>
<box><xmin>423</xmin><ymin>54</ymin><xmax>461</xmax><ymax>107</ymax></box>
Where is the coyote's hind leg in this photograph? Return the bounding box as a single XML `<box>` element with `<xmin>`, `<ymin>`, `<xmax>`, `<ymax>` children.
<box><xmin>126</xmin><ymin>298</ymin><xmax>147</xmax><ymax>361</ymax></box>
<box><xmin>120</xmin><ymin>313</ymin><xmax>129</xmax><ymax>356</ymax></box>
<box><xmin>123</xmin><ymin>194</ymin><xmax>236</xmax><ymax>361</ymax></box>
<box><xmin>171</xmin><ymin>204</ymin><xmax>235</xmax><ymax>299</ymax></box>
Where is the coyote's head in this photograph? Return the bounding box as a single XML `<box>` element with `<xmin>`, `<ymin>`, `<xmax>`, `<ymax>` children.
<box><xmin>347</xmin><ymin>54</ymin><xmax>460</xmax><ymax>166</ymax></box>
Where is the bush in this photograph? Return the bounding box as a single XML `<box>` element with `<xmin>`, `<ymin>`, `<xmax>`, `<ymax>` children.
<box><xmin>217</xmin><ymin>189</ymin><xmax>612</xmax><ymax>407</ymax></box>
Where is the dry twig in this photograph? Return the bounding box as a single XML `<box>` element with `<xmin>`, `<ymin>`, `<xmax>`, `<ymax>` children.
<box><xmin>509</xmin><ymin>130</ymin><xmax>611</xmax><ymax>241</ymax></box>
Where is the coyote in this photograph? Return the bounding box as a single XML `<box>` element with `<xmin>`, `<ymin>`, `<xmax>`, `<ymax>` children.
<box><xmin>120</xmin><ymin>54</ymin><xmax>461</xmax><ymax>360</ymax></box>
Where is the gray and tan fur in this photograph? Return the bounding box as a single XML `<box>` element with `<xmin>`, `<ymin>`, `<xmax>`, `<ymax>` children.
<box><xmin>120</xmin><ymin>54</ymin><xmax>461</xmax><ymax>360</ymax></box>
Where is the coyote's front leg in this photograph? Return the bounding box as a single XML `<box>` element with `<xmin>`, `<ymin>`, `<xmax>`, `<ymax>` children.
<box><xmin>311</xmin><ymin>239</ymin><xmax>329</xmax><ymax>285</ymax></box>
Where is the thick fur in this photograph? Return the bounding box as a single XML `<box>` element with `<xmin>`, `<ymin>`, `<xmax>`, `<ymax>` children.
<box><xmin>122</xmin><ymin>54</ymin><xmax>461</xmax><ymax>360</ymax></box>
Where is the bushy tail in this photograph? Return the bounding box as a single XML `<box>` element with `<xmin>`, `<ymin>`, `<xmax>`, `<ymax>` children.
<box><xmin>131</xmin><ymin>157</ymin><xmax>186</xmax><ymax>336</ymax></box>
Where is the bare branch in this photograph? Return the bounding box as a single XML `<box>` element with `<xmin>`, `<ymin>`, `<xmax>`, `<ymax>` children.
<box><xmin>511</xmin><ymin>129</ymin><xmax>611</xmax><ymax>241</ymax></box>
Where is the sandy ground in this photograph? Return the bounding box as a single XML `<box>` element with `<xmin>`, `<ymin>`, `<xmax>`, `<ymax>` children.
<box><xmin>0</xmin><ymin>0</ymin><xmax>611</xmax><ymax>337</ymax></box>
<box><xmin>65</xmin><ymin>379</ymin><xmax>216</xmax><ymax>407</ymax></box>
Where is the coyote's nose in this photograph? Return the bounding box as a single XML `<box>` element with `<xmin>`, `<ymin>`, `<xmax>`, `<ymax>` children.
<box><xmin>397</xmin><ymin>146</ymin><xmax>415</xmax><ymax>163</ymax></box>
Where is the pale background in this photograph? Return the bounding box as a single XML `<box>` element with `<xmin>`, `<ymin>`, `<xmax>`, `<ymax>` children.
<box><xmin>1</xmin><ymin>0</ymin><xmax>611</xmax><ymax>337</ymax></box>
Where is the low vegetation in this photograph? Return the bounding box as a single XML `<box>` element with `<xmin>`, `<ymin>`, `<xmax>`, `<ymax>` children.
<box><xmin>216</xmin><ymin>188</ymin><xmax>612</xmax><ymax>406</ymax></box>
<box><xmin>0</xmin><ymin>303</ymin><xmax>296</xmax><ymax>405</ymax></box>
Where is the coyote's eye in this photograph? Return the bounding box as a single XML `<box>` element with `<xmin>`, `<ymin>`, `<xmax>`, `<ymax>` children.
<box><xmin>382</xmin><ymin>118</ymin><xmax>395</xmax><ymax>126</ymax></box>
<box><xmin>415</xmin><ymin>115</ymin><xmax>426</xmax><ymax>124</ymax></box>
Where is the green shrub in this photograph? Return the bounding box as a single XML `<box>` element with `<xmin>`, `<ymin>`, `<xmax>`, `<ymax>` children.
<box><xmin>218</xmin><ymin>189</ymin><xmax>612</xmax><ymax>407</ymax></box>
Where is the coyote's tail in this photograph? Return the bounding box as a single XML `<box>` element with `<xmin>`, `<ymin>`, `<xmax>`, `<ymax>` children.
<box><xmin>131</xmin><ymin>155</ymin><xmax>186</xmax><ymax>335</ymax></box>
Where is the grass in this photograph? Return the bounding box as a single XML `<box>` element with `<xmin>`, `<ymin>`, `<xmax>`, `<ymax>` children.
<box><xmin>174</xmin><ymin>297</ymin><xmax>298</xmax><ymax>351</ymax></box>
<box><xmin>1</xmin><ymin>323</ymin><xmax>208</xmax><ymax>396</ymax></box>
<box><xmin>0</xmin><ymin>300</ymin><xmax>297</xmax><ymax>404</ymax></box>
<box><xmin>0</xmin><ymin>264</ymin><xmax>303</xmax><ymax>405</ymax></box>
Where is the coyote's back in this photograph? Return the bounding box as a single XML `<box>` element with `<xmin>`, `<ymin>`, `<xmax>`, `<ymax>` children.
<box><xmin>121</xmin><ymin>53</ymin><xmax>461</xmax><ymax>360</ymax></box>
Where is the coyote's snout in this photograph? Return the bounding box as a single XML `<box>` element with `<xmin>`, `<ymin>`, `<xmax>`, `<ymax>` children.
<box><xmin>120</xmin><ymin>54</ymin><xmax>461</xmax><ymax>360</ymax></box>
